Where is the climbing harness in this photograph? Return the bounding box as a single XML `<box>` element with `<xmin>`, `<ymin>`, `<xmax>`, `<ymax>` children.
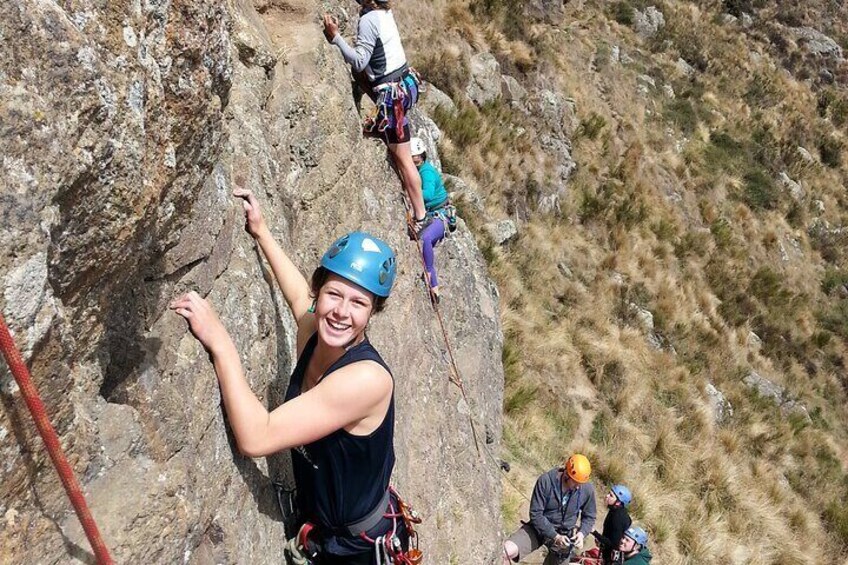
<box><xmin>0</xmin><ymin>314</ymin><xmax>113</xmax><ymax>564</ymax></box>
<box><xmin>363</xmin><ymin>67</ymin><xmax>422</xmax><ymax>143</ymax></box>
<box><xmin>426</xmin><ymin>201</ymin><xmax>458</xmax><ymax>235</ymax></box>
<box><xmin>285</xmin><ymin>487</ymin><xmax>422</xmax><ymax>565</ymax></box>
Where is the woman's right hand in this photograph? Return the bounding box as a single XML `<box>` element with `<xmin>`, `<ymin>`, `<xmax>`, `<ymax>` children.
<box><xmin>170</xmin><ymin>291</ymin><xmax>233</xmax><ymax>355</ymax></box>
<box><xmin>233</xmin><ymin>188</ymin><xmax>267</xmax><ymax>238</ymax></box>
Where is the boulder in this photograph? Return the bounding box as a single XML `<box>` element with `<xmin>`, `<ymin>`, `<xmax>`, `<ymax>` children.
<box><xmin>420</xmin><ymin>83</ymin><xmax>457</xmax><ymax>116</ymax></box>
<box><xmin>637</xmin><ymin>74</ymin><xmax>656</xmax><ymax>95</ymax></box>
<box><xmin>705</xmin><ymin>383</ymin><xmax>733</xmax><ymax>424</ymax></box>
<box><xmin>485</xmin><ymin>219</ymin><xmax>519</xmax><ymax>246</ymax></box>
<box><xmin>634</xmin><ymin>6</ymin><xmax>665</xmax><ymax>40</ymax></box>
<box><xmin>532</xmin><ymin>89</ymin><xmax>579</xmax><ymax>138</ymax></box>
<box><xmin>539</xmin><ymin>135</ymin><xmax>577</xmax><ymax>183</ymax></box>
<box><xmin>743</xmin><ymin>371</ymin><xmax>784</xmax><ymax>403</ymax></box>
<box><xmin>791</xmin><ymin>27</ymin><xmax>844</xmax><ymax>59</ymax></box>
<box><xmin>523</xmin><ymin>0</ymin><xmax>565</xmax><ymax>24</ymax></box>
<box><xmin>501</xmin><ymin>75</ymin><xmax>528</xmax><ymax>105</ymax></box>
<box><xmin>676</xmin><ymin>57</ymin><xmax>696</xmax><ymax>77</ymax></box>
<box><xmin>743</xmin><ymin>371</ymin><xmax>811</xmax><ymax>424</ymax></box>
<box><xmin>797</xmin><ymin>146</ymin><xmax>815</xmax><ymax>164</ymax></box>
<box><xmin>778</xmin><ymin>171</ymin><xmax>805</xmax><ymax>201</ymax></box>
<box><xmin>466</xmin><ymin>52</ymin><xmax>502</xmax><ymax>106</ymax></box>
<box><xmin>628</xmin><ymin>303</ymin><xmax>655</xmax><ymax>332</ymax></box>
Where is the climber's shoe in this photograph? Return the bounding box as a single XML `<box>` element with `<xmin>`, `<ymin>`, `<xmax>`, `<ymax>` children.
<box><xmin>428</xmin><ymin>286</ymin><xmax>441</xmax><ymax>307</ymax></box>
<box><xmin>407</xmin><ymin>215</ymin><xmax>426</xmax><ymax>240</ymax></box>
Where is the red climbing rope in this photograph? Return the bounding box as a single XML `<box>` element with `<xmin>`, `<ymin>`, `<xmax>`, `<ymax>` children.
<box><xmin>0</xmin><ymin>314</ymin><xmax>113</xmax><ymax>565</ymax></box>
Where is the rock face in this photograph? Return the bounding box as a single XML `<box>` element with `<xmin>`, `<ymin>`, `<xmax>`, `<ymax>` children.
<box><xmin>0</xmin><ymin>1</ymin><xmax>504</xmax><ymax>563</ymax></box>
<box><xmin>466</xmin><ymin>52</ymin><xmax>502</xmax><ymax>106</ymax></box>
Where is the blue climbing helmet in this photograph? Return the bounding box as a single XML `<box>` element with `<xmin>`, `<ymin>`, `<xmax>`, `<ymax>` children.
<box><xmin>320</xmin><ymin>231</ymin><xmax>396</xmax><ymax>298</ymax></box>
<box><xmin>625</xmin><ymin>526</ymin><xmax>648</xmax><ymax>547</ymax></box>
<box><xmin>611</xmin><ymin>484</ymin><xmax>632</xmax><ymax>507</ymax></box>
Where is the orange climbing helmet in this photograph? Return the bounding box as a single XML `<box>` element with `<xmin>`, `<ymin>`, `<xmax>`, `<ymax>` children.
<box><xmin>564</xmin><ymin>454</ymin><xmax>591</xmax><ymax>483</ymax></box>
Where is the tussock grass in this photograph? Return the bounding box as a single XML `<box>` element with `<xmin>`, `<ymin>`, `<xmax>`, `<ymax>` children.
<box><xmin>398</xmin><ymin>0</ymin><xmax>848</xmax><ymax>560</ymax></box>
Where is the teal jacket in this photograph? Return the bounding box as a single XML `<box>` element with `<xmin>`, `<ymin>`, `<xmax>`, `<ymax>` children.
<box><xmin>418</xmin><ymin>161</ymin><xmax>448</xmax><ymax>212</ymax></box>
<box><xmin>624</xmin><ymin>547</ymin><xmax>652</xmax><ymax>565</ymax></box>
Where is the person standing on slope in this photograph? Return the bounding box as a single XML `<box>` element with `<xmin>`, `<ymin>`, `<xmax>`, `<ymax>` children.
<box><xmin>322</xmin><ymin>0</ymin><xmax>427</xmax><ymax>236</ymax></box>
<box><xmin>171</xmin><ymin>189</ymin><xmax>416</xmax><ymax>564</ymax></box>
<box><xmin>503</xmin><ymin>454</ymin><xmax>597</xmax><ymax>565</ymax></box>
<box><xmin>410</xmin><ymin>136</ymin><xmax>454</xmax><ymax>304</ymax></box>
<box><xmin>616</xmin><ymin>527</ymin><xmax>652</xmax><ymax>565</ymax></box>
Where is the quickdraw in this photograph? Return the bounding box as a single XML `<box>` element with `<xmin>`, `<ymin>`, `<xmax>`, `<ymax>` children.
<box><xmin>361</xmin><ymin>487</ymin><xmax>423</xmax><ymax>565</ymax></box>
<box><xmin>364</xmin><ymin>68</ymin><xmax>422</xmax><ymax>142</ymax></box>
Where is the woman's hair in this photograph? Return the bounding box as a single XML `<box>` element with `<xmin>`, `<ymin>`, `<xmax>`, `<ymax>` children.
<box><xmin>310</xmin><ymin>266</ymin><xmax>387</xmax><ymax>313</ymax></box>
<box><xmin>360</xmin><ymin>0</ymin><xmax>392</xmax><ymax>10</ymax></box>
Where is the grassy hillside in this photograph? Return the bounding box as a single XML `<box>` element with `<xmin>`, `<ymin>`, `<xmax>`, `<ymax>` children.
<box><xmin>397</xmin><ymin>0</ymin><xmax>848</xmax><ymax>562</ymax></box>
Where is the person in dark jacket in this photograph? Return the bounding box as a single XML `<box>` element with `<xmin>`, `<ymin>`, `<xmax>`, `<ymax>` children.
<box><xmin>595</xmin><ymin>484</ymin><xmax>632</xmax><ymax>563</ymax></box>
<box><xmin>502</xmin><ymin>454</ymin><xmax>597</xmax><ymax>565</ymax></box>
<box><xmin>618</xmin><ymin>526</ymin><xmax>652</xmax><ymax>565</ymax></box>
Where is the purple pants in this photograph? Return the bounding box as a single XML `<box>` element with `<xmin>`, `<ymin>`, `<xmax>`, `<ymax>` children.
<box><xmin>421</xmin><ymin>217</ymin><xmax>446</xmax><ymax>288</ymax></box>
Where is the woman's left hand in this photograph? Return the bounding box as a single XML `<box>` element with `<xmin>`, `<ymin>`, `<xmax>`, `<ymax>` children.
<box><xmin>322</xmin><ymin>14</ymin><xmax>339</xmax><ymax>43</ymax></box>
<box><xmin>170</xmin><ymin>292</ymin><xmax>232</xmax><ymax>355</ymax></box>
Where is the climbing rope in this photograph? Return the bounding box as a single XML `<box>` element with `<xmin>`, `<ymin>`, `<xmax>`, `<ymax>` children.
<box><xmin>405</xmin><ymin>208</ymin><xmax>481</xmax><ymax>454</ymax></box>
<box><xmin>0</xmin><ymin>314</ymin><xmax>113</xmax><ymax>565</ymax></box>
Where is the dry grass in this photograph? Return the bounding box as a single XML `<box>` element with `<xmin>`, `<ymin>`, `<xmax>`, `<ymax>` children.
<box><xmin>396</xmin><ymin>0</ymin><xmax>848</xmax><ymax>560</ymax></box>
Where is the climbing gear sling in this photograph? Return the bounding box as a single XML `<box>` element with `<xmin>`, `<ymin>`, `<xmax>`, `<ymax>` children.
<box><xmin>363</xmin><ymin>67</ymin><xmax>422</xmax><ymax>143</ymax></box>
<box><xmin>273</xmin><ymin>481</ymin><xmax>302</xmax><ymax>539</ymax></box>
<box><xmin>0</xmin><ymin>314</ymin><xmax>113</xmax><ymax>564</ymax></box>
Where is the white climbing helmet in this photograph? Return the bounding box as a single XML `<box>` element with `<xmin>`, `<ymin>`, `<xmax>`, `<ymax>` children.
<box><xmin>410</xmin><ymin>137</ymin><xmax>426</xmax><ymax>157</ymax></box>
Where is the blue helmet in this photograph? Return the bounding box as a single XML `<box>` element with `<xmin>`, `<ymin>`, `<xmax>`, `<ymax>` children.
<box><xmin>625</xmin><ymin>526</ymin><xmax>648</xmax><ymax>547</ymax></box>
<box><xmin>320</xmin><ymin>231</ymin><xmax>396</xmax><ymax>298</ymax></box>
<box><xmin>611</xmin><ymin>484</ymin><xmax>632</xmax><ymax>507</ymax></box>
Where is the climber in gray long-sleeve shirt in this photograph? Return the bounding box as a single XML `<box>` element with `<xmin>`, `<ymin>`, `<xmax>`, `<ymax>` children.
<box><xmin>323</xmin><ymin>0</ymin><xmax>427</xmax><ymax>233</ymax></box>
<box><xmin>503</xmin><ymin>454</ymin><xmax>597</xmax><ymax>565</ymax></box>
<box><xmin>331</xmin><ymin>5</ymin><xmax>407</xmax><ymax>86</ymax></box>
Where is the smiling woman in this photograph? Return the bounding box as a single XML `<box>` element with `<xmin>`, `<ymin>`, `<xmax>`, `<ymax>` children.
<box><xmin>169</xmin><ymin>190</ymin><xmax>411</xmax><ymax>564</ymax></box>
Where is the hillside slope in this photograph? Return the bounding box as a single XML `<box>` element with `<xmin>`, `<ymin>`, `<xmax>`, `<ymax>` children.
<box><xmin>394</xmin><ymin>0</ymin><xmax>848</xmax><ymax>562</ymax></box>
<box><xmin>0</xmin><ymin>1</ymin><xmax>503</xmax><ymax>563</ymax></box>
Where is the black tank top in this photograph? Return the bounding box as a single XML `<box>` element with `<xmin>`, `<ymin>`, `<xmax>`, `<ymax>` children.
<box><xmin>285</xmin><ymin>333</ymin><xmax>396</xmax><ymax>554</ymax></box>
